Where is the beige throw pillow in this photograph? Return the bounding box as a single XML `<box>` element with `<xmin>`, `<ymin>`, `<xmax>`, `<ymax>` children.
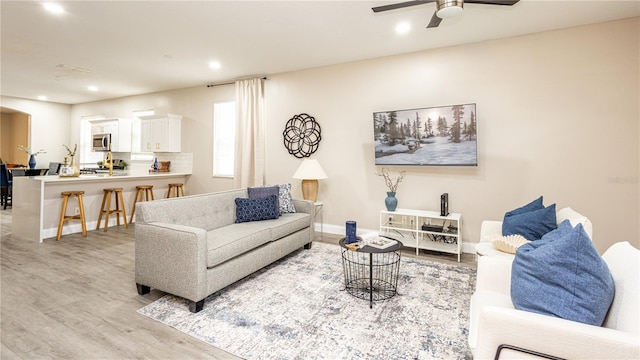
<box><xmin>491</xmin><ymin>234</ymin><xmax>530</xmax><ymax>254</ymax></box>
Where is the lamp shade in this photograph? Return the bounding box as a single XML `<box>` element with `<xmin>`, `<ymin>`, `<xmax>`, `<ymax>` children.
<box><xmin>292</xmin><ymin>159</ymin><xmax>328</xmax><ymax>180</ymax></box>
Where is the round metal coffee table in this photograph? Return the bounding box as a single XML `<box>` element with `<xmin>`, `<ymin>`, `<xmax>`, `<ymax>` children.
<box><xmin>339</xmin><ymin>237</ymin><xmax>402</xmax><ymax>308</ymax></box>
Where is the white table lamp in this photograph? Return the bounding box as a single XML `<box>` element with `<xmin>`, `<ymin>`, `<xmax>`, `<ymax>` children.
<box><xmin>292</xmin><ymin>159</ymin><xmax>327</xmax><ymax>202</ymax></box>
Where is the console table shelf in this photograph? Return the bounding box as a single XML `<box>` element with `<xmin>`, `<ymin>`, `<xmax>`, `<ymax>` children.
<box><xmin>380</xmin><ymin>209</ymin><xmax>462</xmax><ymax>262</ymax></box>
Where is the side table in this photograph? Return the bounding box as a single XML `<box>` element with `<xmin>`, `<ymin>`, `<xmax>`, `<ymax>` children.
<box><xmin>339</xmin><ymin>237</ymin><xmax>402</xmax><ymax>308</ymax></box>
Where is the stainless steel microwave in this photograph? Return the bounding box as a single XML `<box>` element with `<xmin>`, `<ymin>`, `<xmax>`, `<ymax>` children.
<box><xmin>92</xmin><ymin>133</ymin><xmax>111</xmax><ymax>151</ymax></box>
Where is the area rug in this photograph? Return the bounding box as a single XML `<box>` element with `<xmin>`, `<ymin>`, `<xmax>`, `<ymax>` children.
<box><xmin>137</xmin><ymin>242</ymin><xmax>477</xmax><ymax>359</ymax></box>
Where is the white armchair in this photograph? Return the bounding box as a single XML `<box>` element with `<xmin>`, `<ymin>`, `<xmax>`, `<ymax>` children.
<box><xmin>475</xmin><ymin>207</ymin><xmax>593</xmax><ymax>257</ymax></box>
<box><xmin>468</xmin><ymin>241</ymin><xmax>640</xmax><ymax>359</ymax></box>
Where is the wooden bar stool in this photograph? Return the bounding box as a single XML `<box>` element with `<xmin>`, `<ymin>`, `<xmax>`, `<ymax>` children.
<box><xmin>97</xmin><ymin>188</ymin><xmax>128</xmax><ymax>232</ymax></box>
<box><xmin>130</xmin><ymin>185</ymin><xmax>155</xmax><ymax>223</ymax></box>
<box><xmin>167</xmin><ymin>183</ymin><xmax>185</xmax><ymax>198</ymax></box>
<box><xmin>56</xmin><ymin>191</ymin><xmax>87</xmax><ymax>241</ymax></box>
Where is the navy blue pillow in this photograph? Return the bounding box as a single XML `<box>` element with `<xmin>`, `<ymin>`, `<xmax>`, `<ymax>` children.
<box><xmin>248</xmin><ymin>185</ymin><xmax>280</xmax><ymax>217</ymax></box>
<box><xmin>504</xmin><ymin>196</ymin><xmax>544</xmax><ymax>217</ymax></box>
<box><xmin>502</xmin><ymin>204</ymin><xmax>557</xmax><ymax>241</ymax></box>
<box><xmin>235</xmin><ymin>195</ymin><xmax>280</xmax><ymax>223</ymax></box>
<box><xmin>511</xmin><ymin>220</ymin><xmax>615</xmax><ymax>326</ymax></box>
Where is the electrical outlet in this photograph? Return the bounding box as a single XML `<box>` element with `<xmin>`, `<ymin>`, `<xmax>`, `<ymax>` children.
<box><xmin>75</xmin><ymin>207</ymin><xmax>80</xmax><ymax>215</ymax></box>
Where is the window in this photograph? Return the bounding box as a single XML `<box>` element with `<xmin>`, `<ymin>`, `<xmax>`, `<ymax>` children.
<box><xmin>213</xmin><ymin>101</ymin><xmax>236</xmax><ymax>177</ymax></box>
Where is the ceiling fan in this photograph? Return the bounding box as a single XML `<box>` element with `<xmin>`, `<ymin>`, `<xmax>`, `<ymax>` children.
<box><xmin>372</xmin><ymin>0</ymin><xmax>520</xmax><ymax>28</ymax></box>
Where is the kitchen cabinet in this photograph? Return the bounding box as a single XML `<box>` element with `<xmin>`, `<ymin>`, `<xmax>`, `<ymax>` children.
<box><xmin>90</xmin><ymin>118</ymin><xmax>132</xmax><ymax>152</ymax></box>
<box><xmin>139</xmin><ymin>113</ymin><xmax>182</xmax><ymax>152</ymax></box>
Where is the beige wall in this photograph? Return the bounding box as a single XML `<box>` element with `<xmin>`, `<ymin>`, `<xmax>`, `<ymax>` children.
<box><xmin>0</xmin><ymin>97</ymin><xmax>71</xmax><ymax>166</ymax></box>
<box><xmin>264</xmin><ymin>18</ymin><xmax>639</xmax><ymax>253</ymax></box>
<box><xmin>13</xmin><ymin>18</ymin><xmax>639</xmax><ymax>253</ymax></box>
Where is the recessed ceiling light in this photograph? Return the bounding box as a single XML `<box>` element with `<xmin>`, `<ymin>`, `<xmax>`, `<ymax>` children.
<box><xmin>209</xmin><ymin>61</ymin><xmax>221</xmax><ymax>70</ymax></box>
<box><xmin>88</xmin><ymin>85</ymin><xmax>98</xmax><ymax>92</ymax></box>
<box><xmin>43</xmin><ymin>2</ymin><xmax>65</xmax><ymax>15</ymax></box>
<box><xmin>37</xmin><ymin>95</ymin><xmax>48</xmax><ymax>101</ymax></box>
<box><xmin>395</xmin><ymin>22</ymin><xmax>411</xmax><ymax>35</ymax></box>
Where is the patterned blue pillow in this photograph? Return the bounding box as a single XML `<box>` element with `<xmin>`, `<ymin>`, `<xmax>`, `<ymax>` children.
<box><xmin>511</xmin><ymin>220</ymin><xmax>615</xmax><ymax>326</ymax></box>
<box><xmin>248</xmin><ymin>185</ymin><xmax>280</xmax><ymax>216</ymax></box>
<box><xmin>277</xmin><ymin>183</ymin><xmax>296</xmax><ymax>214</ymax></box>
<box><xmin>503</xmin><ymin>204</ymin><xmax>557</xmax><ymax>241</ymax></box>
<box><xmin>235</xmin><ymin>195</ymin><xmax>280</xmax><ymax>223</ymax></box>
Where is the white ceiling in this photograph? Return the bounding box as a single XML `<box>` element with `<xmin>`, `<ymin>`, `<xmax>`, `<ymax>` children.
<box><xmin>1</xmin><ymin>0</ymin><xmax>638</xmax><ymax>105</ymax></box>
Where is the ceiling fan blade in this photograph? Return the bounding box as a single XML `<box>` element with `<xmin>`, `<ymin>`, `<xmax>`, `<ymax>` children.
<box><xmin>426</xmin><ymin>11</ymin><xmax>442</xmax><ymax>28</ymax></box>
<box><xmin>372</xmin><ymin>0</ymin><xmax>435</xmax><ymax>13</ymax></box>
<box><xmin>464</xmin><ymin>0</ymin><xmax>520</xmax><ymax>5</ymax></box>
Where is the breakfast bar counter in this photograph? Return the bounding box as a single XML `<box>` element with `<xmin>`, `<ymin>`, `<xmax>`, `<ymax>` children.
<box><xmin>12</xmin><ymin>172</ymin><xmax>190</xmax><ymax>242</ymax></box>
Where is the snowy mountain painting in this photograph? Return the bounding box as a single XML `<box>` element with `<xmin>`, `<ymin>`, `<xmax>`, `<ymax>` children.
<box><xmin>374</xmin><ymin>103</ymin><xmax>477</xmax><ymax>166</ymax></box>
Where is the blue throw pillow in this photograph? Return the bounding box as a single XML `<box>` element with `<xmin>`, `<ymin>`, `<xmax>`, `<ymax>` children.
<box><xmin>511</xmin><ymin>220</ymin><xmax>615</xmax><ymax>326</ymax></box>
<box><xmin>248</xmin><ymin>185</ymin><xmax>280</xmax><ymax>217</ymax></box>
<box><xmin>235</xmin><ymin>195</ymin><xmax>280</xmax><ymax>223</ymax></box>
<box><xmin>504</xmin><ymin>196</ymin><xmax>544</xmax><ymax>217</ymax></box>
<box><xmin>502</xmin><ymin>204</ymin><xmax>557</xmax><ymax>241</ymax></box>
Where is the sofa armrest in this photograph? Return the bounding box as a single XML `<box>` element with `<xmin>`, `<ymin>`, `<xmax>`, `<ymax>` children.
<box><xmin>475</xmin><ymin>306</ymin><xmax>640</xmax><ymax>360</ymax></box>
<box><xmin>135</xmin><ymin>222</ymin><xmax>209</xmax><ymax>302</ymax></box>
<box><xmin>292</xmin><ymin>199</ymin><xmax>316</xmax><ymax>242</ymax></box>
<box><xmin>480</xmin><ymin>220</ymin><xmax>502</xmax><ymax>243</ymax></box>
<box><xmin>476</xmin><ymin>254</ymin><xmax>513</xmax><ymax>295</ymax></box>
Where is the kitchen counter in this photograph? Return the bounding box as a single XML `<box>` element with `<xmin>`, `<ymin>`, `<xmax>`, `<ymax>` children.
<box><xmin>12</xmin><ymin>172</ymin><xmax>190</xmax><ymax>242</ymax></box>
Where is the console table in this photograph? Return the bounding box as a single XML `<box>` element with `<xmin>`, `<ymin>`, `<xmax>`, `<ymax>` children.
<box><xmin>339</xmin><ymin>237</ymin><xmax>402</xmax><ymax>308</ymax></box>
<box><xmin>380</xmin><ymin>209</ymin><xmax>462</xmax><ymax>262</ymax></box>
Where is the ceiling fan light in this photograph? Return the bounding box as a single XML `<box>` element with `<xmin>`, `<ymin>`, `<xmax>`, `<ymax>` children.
<box><xmin>436</xmin><ymin>0</ymin><xmax>464</xmax><ymax>18</ymax></box>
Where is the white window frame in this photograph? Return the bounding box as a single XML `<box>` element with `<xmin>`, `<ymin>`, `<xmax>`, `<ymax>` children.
<box><xmin>213</xmin><ymin>101</ymin><xmax>236</xmax><ymax>177</ymax></box>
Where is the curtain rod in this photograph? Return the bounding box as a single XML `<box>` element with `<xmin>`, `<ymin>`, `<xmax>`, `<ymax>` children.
<box><xmin>206</xmin><ymin>77</ymin><xmax>268</xmax><ymax>88</ymax></box>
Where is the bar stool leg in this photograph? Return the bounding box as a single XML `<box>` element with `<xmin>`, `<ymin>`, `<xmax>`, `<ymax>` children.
<box><xmin>56</xmin><ymin>194</ymin><xmax>70</xmax><ymax>241</ymax></box>
<box><xmin>129</xmin><ymin>188</ymin><xmax>142</xmax><ymax>224</ymax></box>
<box><xmin>179</xmin><ymin>184</ymin><xmax>185</xmax><ymax>197</ymax></box>
<box><xmin>96</xmin><ymin>190</ymin><xmax>108</xmax><ymax>230</ymax></box>
<box><xmin>118</xmin><ymin>190</ymin><xmax>128</xmax><ymax>228</ymax></box>
<box><xmin>103</xmin><ymin>190</ymin><xmax>112</xmax><ymax>232</ymax></box>
<box><xmin>77</xmin><ymin>194</ymin><xmax>87</xmax><ymax>237</ymax></box>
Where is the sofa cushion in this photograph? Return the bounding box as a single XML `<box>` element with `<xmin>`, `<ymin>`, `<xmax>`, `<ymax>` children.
<box><xmin>270</xmin><ymin>212</ymin><xmax>311</xmax><ymax>240</ymax></box>
<box><xmin>248</xmin><ymin>185</ymin><xmax>280</xmax><ymax>216</ymax></box>
<box><xmin>206</xmin><ymin>222</ymin><xmax>273</xmax><ymax>268</ymax></box>
<box><xmin>235</xmin><ymin>195</ymin><xmax>280</xmax><ymax>223</ymax></box>
<box><xmin>504</xmin><ymin>196</ymin><xmax>544</xmax><ymax>217</ymax></box>
<box><xmin>511</xmin><ymin>220</ymin><xmax>615</xmax><ymax>326</ymax></box>
<box><xmin>502</xmin><ymin>204</ymin><xmax>557</xmax><ymax>241</ymax></box>
<box><xmin>278</xmin><ymin>183</ymin><xmax>296</xmax><ymax>214</ymax></box>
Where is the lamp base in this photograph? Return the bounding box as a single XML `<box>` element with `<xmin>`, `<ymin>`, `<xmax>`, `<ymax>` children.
<box><xmin>301</xmin><ymin>179</ymin><xmax>319</xmax><ymax>203</ymax></box>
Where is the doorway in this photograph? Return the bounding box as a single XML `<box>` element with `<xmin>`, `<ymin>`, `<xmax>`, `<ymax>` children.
<box><xmin>0</xmin><ymin>107</ymin><xmax>31</xmax><ymax>166</ymax></box>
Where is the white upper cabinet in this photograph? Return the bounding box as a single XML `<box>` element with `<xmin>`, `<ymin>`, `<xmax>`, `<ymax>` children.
<box><xmin>139</xmin><ymin>113</ymin><xmax>182</xmax><ymax>152</ymax></box>
<box><xmin>90</xmin><ymin>118</ymin><xmax>132</xmax><ymax>152</ymax></box>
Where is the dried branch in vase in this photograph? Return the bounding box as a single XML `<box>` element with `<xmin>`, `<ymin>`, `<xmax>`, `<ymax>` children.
<box><xmin>375</xmin><ymin>167</ymin><xmax>406</xmax><ymax>192</ymax></box>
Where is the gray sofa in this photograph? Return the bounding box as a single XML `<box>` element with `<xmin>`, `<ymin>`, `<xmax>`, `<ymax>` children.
<box><xmin>134</xmin><ymin>188</ymin><xmax>315</xmax><ymax>312</ymax></box>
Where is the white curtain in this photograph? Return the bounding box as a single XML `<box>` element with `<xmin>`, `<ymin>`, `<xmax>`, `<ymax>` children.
<box><xmin>233</xmin><ymin>78</ymin><xmax>265</xmax><ymax>188</ymax></box>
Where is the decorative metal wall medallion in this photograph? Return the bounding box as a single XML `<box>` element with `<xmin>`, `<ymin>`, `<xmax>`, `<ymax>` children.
<box><xmin>283</xmin><ymin>113</ymin><xmax>322</xmax><ymax>158</ymax></box>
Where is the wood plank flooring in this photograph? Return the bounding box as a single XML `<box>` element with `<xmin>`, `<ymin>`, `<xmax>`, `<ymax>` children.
<box><xmin>1</xmin><ymin>208</ymin><xmax>475</xmax><ymax>359</ymax></box>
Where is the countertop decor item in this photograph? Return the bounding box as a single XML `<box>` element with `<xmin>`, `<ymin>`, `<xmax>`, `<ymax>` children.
<box><xmin>283</xmin><ymin>113</ymin><xmax>322</xmax><ymax>158</ymax></box>
<box><xmin>61</xmin><ymin>144</ymin><xmax>80</xmax><ymax>177</ymax></box>
<box><xmin>18</xmin><ymin>145</ymin><xmax>46</xmax><ymax>169</ymax></box>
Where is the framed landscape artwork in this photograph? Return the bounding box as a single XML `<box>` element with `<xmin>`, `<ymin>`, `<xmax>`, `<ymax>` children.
<box><xmin>373</xmin><ymin>103</ymin><xmax>477</xmax><ymax>166</ymax></box>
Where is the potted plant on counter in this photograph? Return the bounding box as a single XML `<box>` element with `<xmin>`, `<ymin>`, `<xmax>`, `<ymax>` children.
<box><xmin>18</xmin><ymin>145</ymin><xmax>46</xmax><ymax>169</ymax></box>
<box><xmin>60</xmin><ymin>144</ymin><xmax>80</xmax><ymax>177</ymax></box>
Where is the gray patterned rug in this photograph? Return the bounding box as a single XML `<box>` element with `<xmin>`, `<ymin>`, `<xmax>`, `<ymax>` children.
<box><xmin>137</xmin><ymin>242</ymin><xmax>476</xmax><ymax>359</ymax></box>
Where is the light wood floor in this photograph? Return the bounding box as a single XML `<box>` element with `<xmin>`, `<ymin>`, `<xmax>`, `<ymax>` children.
<box><xmin>1</xmin><ymin>208</ymin><xmax>475</xmax><ymax>359</ymax></box>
